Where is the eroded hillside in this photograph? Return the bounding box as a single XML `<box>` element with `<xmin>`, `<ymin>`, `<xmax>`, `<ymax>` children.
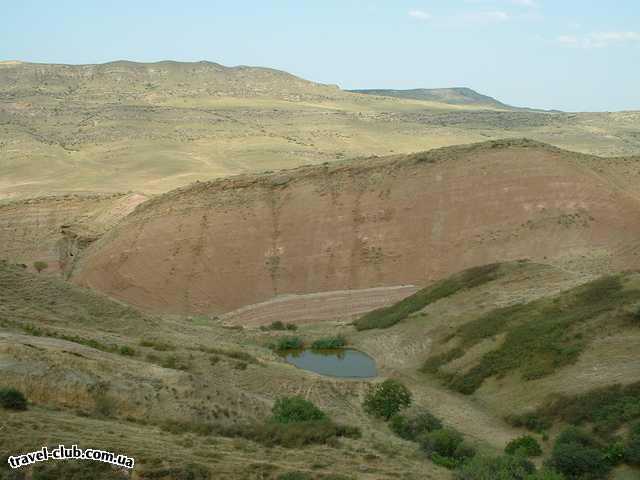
<box><xmin>71</xmin><ymin>140</ymin><xmax>640</xmax><ymax>314</ymax></box>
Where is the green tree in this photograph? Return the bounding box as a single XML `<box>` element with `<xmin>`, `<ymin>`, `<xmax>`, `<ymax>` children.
<box><xmin>272</xmin><ymin>396</ymin><xmax>327</xmax><ymax>424</ymax></box>
<box><xmin>363</xmin><ymin>379</ymin><xmax>412</xmax><ymax>420</ymax></box>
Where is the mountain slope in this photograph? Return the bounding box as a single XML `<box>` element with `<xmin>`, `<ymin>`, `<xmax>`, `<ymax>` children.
<box><xmin>349</xmin><ymin>87</ymin><xmax>514</xmax><ymax>109</ymax></box>
<box><xmin>71</xmin><ymin>139</ymin><xmax>640</xmax><ymax>314</ymax></box>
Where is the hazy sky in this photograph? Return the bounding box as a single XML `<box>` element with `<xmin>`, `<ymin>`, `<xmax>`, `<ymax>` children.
<box><xmin>2</xmin><ymin>0</ymin><xmax>639</xmax><ymax>111</ymax></box>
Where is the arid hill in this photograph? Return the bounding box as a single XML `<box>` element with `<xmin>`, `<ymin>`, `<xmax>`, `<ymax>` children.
<box><xmin>348</xmin><ymin>87</ymin><xmax>515</xmax><ymax>109</ymax></box>
<box><xmin>71</xmin><ymin>139</ymin><xmax>640</xmax><ymax>314</ymax></box>
<box><xmin>2</xmin><ymin>60</ymin><xmax>640</xmax><ymax>200</ymax></box>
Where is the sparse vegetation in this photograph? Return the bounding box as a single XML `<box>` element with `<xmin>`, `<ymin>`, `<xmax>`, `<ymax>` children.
<box><xmin>423</xmin><ymin>275</ymin><xmax>640</xmax><ymax>394</ymax></box>
<box><xmin>354</xmin><ymin>264</ymin><xmax>501</xmax><ymax>330</ymax></box>
<box><xmin>0</xmin><ymin>387</ymin><xmax>27</xmax><ymax>411</ymax></box>
<box><xmin>363</xmin><ymin>379</ymin><xmax>412</xmax><ymax>420</ymax></box>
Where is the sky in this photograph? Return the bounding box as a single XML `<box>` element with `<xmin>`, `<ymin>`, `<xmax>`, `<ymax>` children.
<box><xmin>2</xmin><ymin>0</ymin><xmax>639</xmax><ymax>112</ymax></box>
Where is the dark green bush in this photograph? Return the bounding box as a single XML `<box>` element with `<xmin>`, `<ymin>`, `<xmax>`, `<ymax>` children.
<box><xmin>505</xmin><ymin>435</ymin><xmax>542</xmax><ymax>457</ymax></box>
<box><xmin>363</xmin><ymin>379</ymin><xmax>412</xmax><ymax>420</ymax></box>
<box><xmin>389</xmin><ymin>409</ymin><xmax>442</xmax><ymax>441</ymax></box>
<box><xmin>420</xmin><ymin>428</ymin><xmax>465</xmax><ymax>459</ymax></box>
<box><xmin>0</xmin><ymin>387</ymin><xmax>27</xmax><ymax>410</ymax></box>
<box><xmin>272</xmin><ymin>396</ymin><xmax>327</xmax><ymax>424</ymax></box>
<box><xmin>455</xmin><ymin>454</ymin><xmax>535</xmax><ymax>480</ymax></box>
<box><xmin>32</xmin><ymin>461</ymin><xmax>129</xmax><ymax>480</ymax></box>
<box><xmin>547</xmin><ymin>427</ymin><xmax>610</xmax><ymax>479</ymax></box>
<box><xmin>311</xmin><ymin>336</ymin><xmax>346</xmax><ymax>349</ymax></box>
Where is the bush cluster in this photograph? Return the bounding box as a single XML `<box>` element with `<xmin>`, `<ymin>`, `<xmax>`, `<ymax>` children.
<box><xmin>270</xmin><ymin>336</ymin><xmax>304</xmax><ymax>352</ymax></box>
<box><xmin>505</xmin><ymin>435</ymin><xmax>542</xmax><ymax>457</ymax></box>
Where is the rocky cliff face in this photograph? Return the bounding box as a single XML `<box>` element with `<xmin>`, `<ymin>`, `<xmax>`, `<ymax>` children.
<box><xmin>71</xmin><ymin>140</ymin><xmax>640</xmax><ymax>314</ymax></box>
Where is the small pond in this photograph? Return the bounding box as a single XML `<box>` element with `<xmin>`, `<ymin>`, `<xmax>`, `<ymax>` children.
<box><xmin>281</xmin><ymin>348</ymin><xmax>377</xmax><ymax>379</ymax></box>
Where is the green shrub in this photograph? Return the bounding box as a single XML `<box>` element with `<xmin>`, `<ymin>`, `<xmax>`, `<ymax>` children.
<box><xmin>626</xmin><ymin>421</ymin><xmax>640</xmax><ymax>465</ymax></box>
<box><xmin>505</xmin><ymin>435</ymin><xmax>542</xmax><ymax>457</ymax></box>
<box><xmin>455</xmin><ymin>454</ymin><xmax>535</xmax><ymax>480</ymax></box>
<box><xmin>311</xmin><ymin>336</ymin><xmax>346</xmax><ymax>349</ymax></box>
<box><xmin>0</xmin><ymin>387</ymin><xmax>27</xmax><ymax>410</ymax></box>
<box><xmin>244</xmin><ymin>420</ymin><xmax>360</xmax><ymax>448</ymax></box>
<box><xmin>272</xmin><ymin>396</ymin><xmax>327</xmax><ymax>424</ymax></box>
<box><xmin>118</xmin><ymin>345</ymin><xmax>135</xmax><ymax>356</ymax></box>
<box><xmin>354</xmin><ymin>264</ymin><xmax>501</xmax><ymax>330</ymax></box>
<box><xmin>389</xmin><ymin>409</ymin><xmax>442</xmax><ymax>441</ymax></box>
<box><xmin>138</xmin><ymin>463</ymin><xmax>210</xmax><ymax>479</ymax></box>
<box><xmin>363</xmin><ymin>379</ymin><xmax>412</xmax><ymax>420</ymax></box>
<box><xmin>277</xmin><ymin>473</ymin><xmax>312</xmax><ymax>480</ymax></box>
<box><xmin>33</xmin><ymin>261</ymin><xmax>48</xmax><ymax>273</ymax></box>
<box><xmin>547</xmin><ymin>427</ymin><xmax>610</xmax><ymax>479</ymax></box>
<box><xmin>270</xmin><ymin>336</ymin><xmax>304</xmax><ymax>351</ymax></box>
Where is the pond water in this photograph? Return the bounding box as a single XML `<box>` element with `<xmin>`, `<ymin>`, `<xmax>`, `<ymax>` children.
<box><xmin>281</xmin><ymin>348</ymin><xmax>377</xmax><ymax>379</ymax></box>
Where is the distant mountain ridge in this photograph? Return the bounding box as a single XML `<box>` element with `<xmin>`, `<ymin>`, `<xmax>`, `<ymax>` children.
<box><xmin>348</xmin><ymin>87</ymin><xmax>515</xmax><ymax>109</ymax></box>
